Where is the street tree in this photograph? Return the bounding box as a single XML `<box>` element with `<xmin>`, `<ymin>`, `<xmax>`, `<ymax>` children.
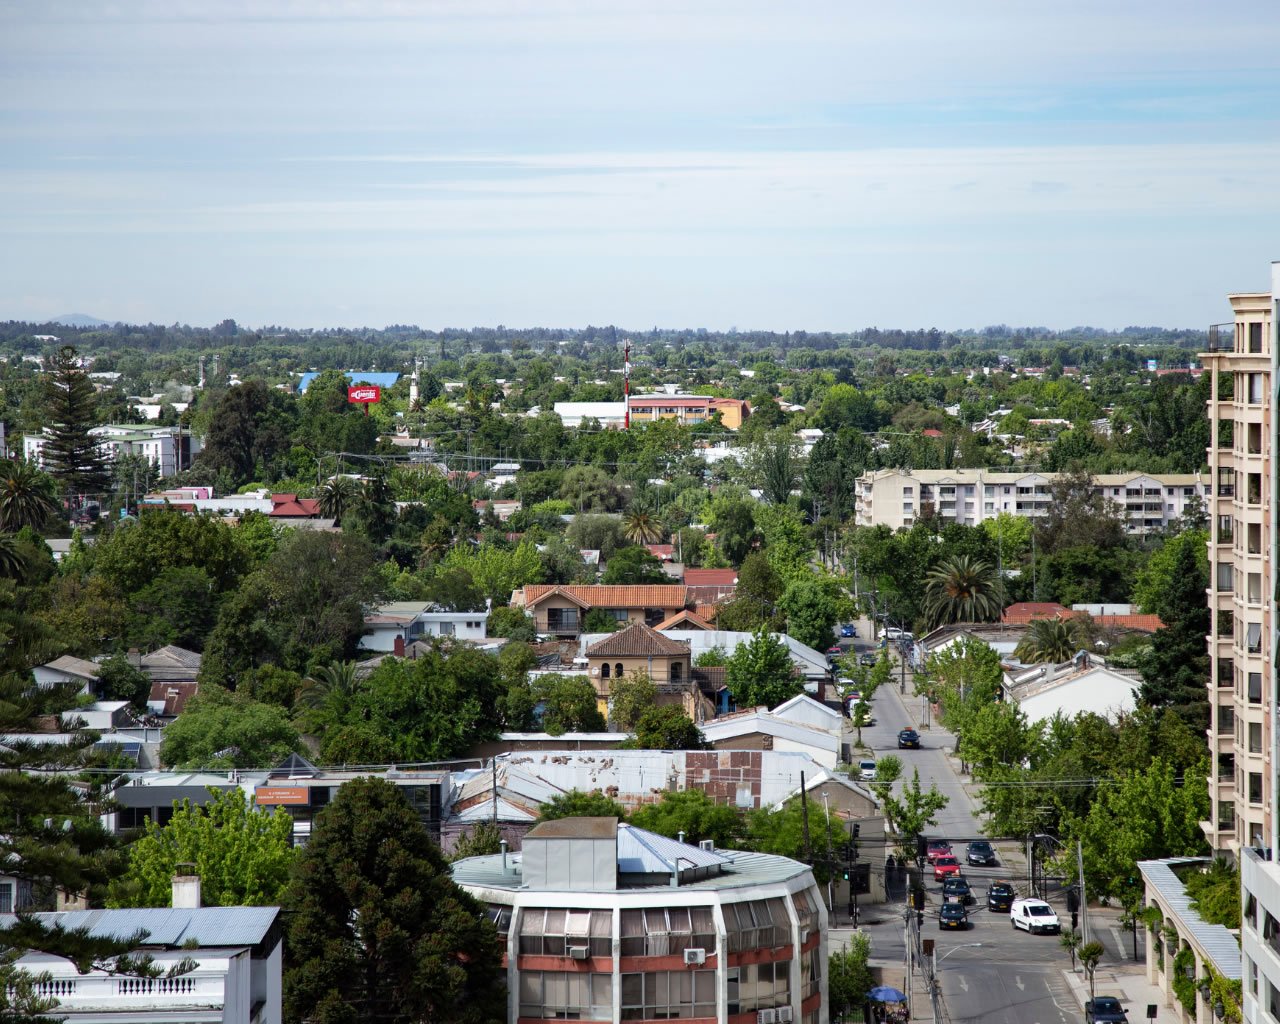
<box><xmin>725</xmin><ymin>629</ymin><xmax>801</xmax><ymax>710</ymax></box>
<box><xmin>284</xmin><ymin>777</ymin><xmax>505</xmax><ymax>1024</ymax></box>
<box><xmin>40</xmin><ymin>345</ymin><xmax>110</xmax><ymax>500</ymax></box>
<box><xmin>627</xmin><ymin>790</ymin><xmax>742</xmax><ymax>848</ymax></box>
<box><xmin>107</xmin><ymin>789</ymin><xmax>294</xmax><ymax>908</ymax></box>
<box><xmin>871</xmin><ymin>767</ymin><xmax>949</xmax><ymax>856</ymax></box>
<box><xmin>828</xmin><ymin>933</ymin><xmax>875</xmax><ymax>1023</ymax></box>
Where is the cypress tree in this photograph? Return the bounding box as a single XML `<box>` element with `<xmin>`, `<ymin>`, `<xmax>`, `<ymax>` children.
<box><xmin>41</xmin><ymin>345</ymin><xmax>110</xmax><ymax>502</ymax></box>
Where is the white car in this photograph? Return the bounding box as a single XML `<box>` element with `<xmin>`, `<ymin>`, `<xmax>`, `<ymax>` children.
<box><xmin>858</xmin><ymin>759</ymin><xmax>877</xmax><ymax>781</ymax></box>
<box><xmin>1010</xmin><ymin>898</ymin><xmax>1061</xmax><ymax>935</ymax></box>
<box><xmin>878</xmin><ymin>627</ymin><xmax>904</xmax><ymax>642</ymax></box>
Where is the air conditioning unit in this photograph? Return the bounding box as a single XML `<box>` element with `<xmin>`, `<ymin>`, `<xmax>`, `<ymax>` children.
<box><xmin>757</xmin><ymin>1010</ymin><xmax>778</xmax><ymax>1024</ymax></box>
<box><xmin>568</xmin><ymin>945</ymin><xmax>590</xmax><ymax>960</ymax></box>
<box><xmin>778</xmin><ymin>1008</ymin><xmax>795</xmax><ymax>1023</ymax></box>
<box><xmin>683</xmin><ymin>948</ymin><xmax>706</xmax><ymax>966</ymax></box>
<box><xmin>699</xmin><ymin>839</ymin><xmax>715</xmax><ymax>852</ymax></box>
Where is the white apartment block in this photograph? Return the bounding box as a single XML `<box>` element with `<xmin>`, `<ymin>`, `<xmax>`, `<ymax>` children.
<box><xmin>854</xmin><ymin>468</ymin><xmax>1207</xmax><ymax>534</ymax></box>
<box><xmin>24</xmin><ymin>424</ymin><xmax>201</xmax><ymax>479</ymax></box>
<box><xmin>1226</xmin><ymin>263</ymin><xmax>1280</xmax><ymax>1024</ymax></box>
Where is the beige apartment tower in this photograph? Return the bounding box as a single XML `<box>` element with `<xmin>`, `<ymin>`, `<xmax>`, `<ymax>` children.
<box><xmin>1201</xmin><ymin>291</ymin><xmax>1274</xmax><ymax>856</ymax></box>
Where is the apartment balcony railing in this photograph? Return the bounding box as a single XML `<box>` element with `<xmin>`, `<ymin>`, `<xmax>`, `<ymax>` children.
<box><xmin>1206</xmin><ymin>323</ymin><xmax>1234</xmax><ymax>353</ymax></box>
<box><xmin>1218</xmin><ymin>485</ymin><xmax>1235</xmax><ymax>497</ymax></box>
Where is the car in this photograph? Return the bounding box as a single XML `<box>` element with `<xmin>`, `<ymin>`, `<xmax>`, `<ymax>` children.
<box><xmin>941</xmin><ymin>877</ymin><xmax>974</xmax><ymax>904</ymax></box>
<box><xmin>898</xmin><ymin>729</ymin><xmax>921</xmax><ymax>749</ymax></box>
<box><xmin>966</xmin><ymin>841</ymin><xmax>998</xmax><ymax>866</ymax></box>
<box><xmin>925</xmin><ymin>840</ymin><xmax>952</xmax><ymax>864</ymax></box>
<box><xmin>859</xmin><ymin>652</ymin><xmax>877</xmax><ymax>667</ymax></box>
<box><xmin>878</xmin><ymin>626</ymin><xmax>904</xmax><ymax>642</ymax></box>
<box><xmin>1010</xmin><ymin>898</ymin><xmax>1061</xmax><ymax>934</ymax></box>
<box><xmin>986</xmin><ymin>881</ymin><xmax>1016</xmax><ymax>912</ymax></box>
<box><xmin>1084</xmin><ymin>996</ymin><xmax>1129</xmax><ymax>1023</ymax></box>
<box><xmin>840</xmin><ymin>623</ymin><xmax>857</xmax><ymax>638</ymax></box>
<box><xmin>939</xmin><ymin>903</ymin><xmax>969</xmax><ymax>930</ymax></box>
<box><xmin>826</xmin><ymin>645</ymin><xmax>844</xmax><ymax>657</ymax></box>
<box><xmin>932</xmin><ymin>856</ymin><xmax>961</xmax><ymax>880</ymax></box>
<box><xmin>858</xmin><ymin>759</ymin><xmax>877</xmax><ymax>781</ymax></box>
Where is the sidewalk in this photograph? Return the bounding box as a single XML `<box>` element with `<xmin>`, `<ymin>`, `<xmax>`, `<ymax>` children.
<box><xmin>1062</xmin><ymin>962</ymin><xmax>1169</xmax><ymax>1022</ymax></box>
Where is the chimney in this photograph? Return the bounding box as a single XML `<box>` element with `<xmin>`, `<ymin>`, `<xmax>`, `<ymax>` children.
<box><xmin>393</xmin><ymin>636</ymin><xmax>405</xmax><ymax>657</ymax></box>
<box><xmin>128</xmin><ymin>647</ymin><xmax>142</xmax><ymax>669</ymax></box>
<box><xmin>172</xmin><ymin>864</ymin><xmax>201</xmax><ymax>908</ymax></box>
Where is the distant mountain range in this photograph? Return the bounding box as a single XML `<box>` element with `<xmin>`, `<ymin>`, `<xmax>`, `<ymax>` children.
<box><xmin>52</xmin><ymin>313</ymin><xmax>112</xmax><ymax>327</ymax></box>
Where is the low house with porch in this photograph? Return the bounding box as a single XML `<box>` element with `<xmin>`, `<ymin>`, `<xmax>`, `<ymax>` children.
<box><xmin>513</xmin><ymin>584</ymin><xmax>689</xmax><ymax>637</ymax></box>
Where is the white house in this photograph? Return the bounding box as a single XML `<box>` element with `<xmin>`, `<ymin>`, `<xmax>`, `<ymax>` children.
<box><xmin>359</xmin><ymin>601</ymin><xmax>491</xmax><ymax>652</ymax></box>
<box><xmin>0</xmin><ymin>901</ymin><xmax>282</xmax><ymax>1024</ymax></box>
<box><xmin>698</xmin><ymin>696</ymin><xmax>844</xmax><ymax>768</ymax></box>
<box><xmin>1001</xmin><ymin>651</ymin><xmax>1141</xmax><ymax>725</ymax></box>
<box><xmin>32</xmin><ymin>655</ymin><xmax>102</xmax><ymax>695</ymax></box>
<box><xmin>24</xmin><ymin>424</ymin><xmax>202</xmax><ymax>479</ymax></box>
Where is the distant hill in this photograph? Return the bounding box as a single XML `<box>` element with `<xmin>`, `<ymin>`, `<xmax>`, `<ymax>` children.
<box><xmin>53</xmin><ymin>313</ymin><xmax>111</xmax><ymax>327</ymax></box>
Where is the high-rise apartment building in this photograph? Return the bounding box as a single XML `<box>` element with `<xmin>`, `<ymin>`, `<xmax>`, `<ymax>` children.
<box><xmin>1201</xmin><ymin>287</ymin><xmax>1274</xmax><ymax>856</ymax></box>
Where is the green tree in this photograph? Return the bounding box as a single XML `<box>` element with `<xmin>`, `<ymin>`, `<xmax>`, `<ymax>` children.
<box><xmin>1034</xmin><ymin>468</ymin><xmax>1126</xmax><ymax>555</ymax></box>
<box><xmin>0</xmin><ymin>460</ymin><xmax>58</xmax><ymax>533</ymax></box>
<box><xmin>742</xmin><ymin>797</ymin><xmax>848</xmax><ymax>882</ymax></box>
<box><xmin>191</xmin><ymin>379</ymin><xmax>298</xmax><ymax>487</ymax></box>
<box><xmin>716</xmin><ymin>551</ymin><xmax>781</xmax><ymax>631</ymax></box>
<box><xmin>871</xmin><ymin>767</ymin><xmax>949</xmax><ymax>856</ymax></box>
<box><xmin>487</xmin><ymin>606</ymin><xmax>536</xmax><ymax>642</ymax></box>
<box><xmin>127</xmin><ymin>565</ymin><xmax>220</xmax><ymax>650</ymax></box>
<box><xmin>725</xmin><ymin>629</ymin><xmax>801</xmax><ymax>709</ymax></box>
<box><xmin>536</xmin><ymin>790</ymin><xmax>627</xmax><ymax>822</ymax></box>
<box><xmin>961</xmin><ymin>701</ymin><xmax>1033</xmax><ymax>774</ymax></box>
<box><xmin>609</xmin><ymin>671</ymin><xmax>658</xmax><ymax>730</ymax></box>
<box><xmin>980</xmin><ymin>511</ymin><xmax>1032</xmax><ymax>562</ymax></box>
<box><xmin>559</xmin><ymin>465</ymin><xmax>625</xmax><ymax>512</ymax></box>
<box><xmin>40</xmin><ymin>345</ymin><xmax>110</xmax><ymax>499</ymax></box>
<box><xmin>707</xmin><ymin>492</ymin><xmax>759</xmax><ymax>565</ymax></box>
<box><xmin>316</xmin><ymin>475</ymin><xmax>363</xmax><ymax>525</ymax></box>
<box><xmin>828</xmin><ymin>933</ymin><xmax>875</xmax><ymax>1022</ymax></box>
<box><xmin>160</xmin><ymin>686</ymin><xmax>301</xmax><ymax>769</ymax></box>
<box><xmin>96</xmin><ymin>653</ymin><xmax>150</xmax><ymax>708</ymax></box>
<box><xmin>1014</xmin><ymin>617</ymin><xmax>1083</xmax><ymax>664</ymax></box>
<box><xmin>622</xmin><ymin>510</ymin><xmax>664</xmax><ymax>545</ymax></box>
<box><xmin>747</xmin><ymin>429</ymin><xmax>802</xmax><ymax>505</ymax></box>
<box><xmin>601</xmin><ymin>545</ymin><xmax>669</xmax><ymax>584</ymax></box>
<box><xmin>1137</xmin><ymin>529</ymin><xmax>1211</xmax><ymax>732</ymax></box>
<box><xmin>582</xmin><ymin>607</ymin><xmax>621</xmax><ymax>633</ymax></box>
<box><xmin>93</xmin><ymin>507</ymin><xmax>250</xmax><ymax>596</ymax></box>
<box><xmin>627</xmin><ymin>790</ymin><xmax>741</xmax><ymax>848</ymax></box>
<box><xmin>284</xmin><ymin>777</ymin><xmax>505</xmax><ymax>1024</ymax></box>
<box><xmin>534</xmin><ymin>674</ymin><xmax>606</xmax><ymax>735</ymax></box>
<box><xmin>442</xmin><ymin>540</ymin><xmax>544</xmax><ymax>604</ymax></box>
<box><xmin>632</xmin><ymin>706</ymin><xmax>706</xmax><ymax>750</ymax></box>
<box><xmin>565</xmin><ymin>513</ymin><xmax>627</xmax><ymax>561</ymax></box>
<box><xmin>107</xmin><ymin>789</ymin><xmax>295</xmax><ymax>908</ymax></box>
<box><xmin>922</xmin><ymin>555</ymin><xmax>1002</xmax><ymax>629</ymax></box>
<box><xmin>450</xmin><ymin>822</ymin><xmax>505</xmax><ymax>861</ymax></box>
<box><xmin>776</xmin><ymin>575</ymin><xmax>841</xmax><ymax>652</ymax></box>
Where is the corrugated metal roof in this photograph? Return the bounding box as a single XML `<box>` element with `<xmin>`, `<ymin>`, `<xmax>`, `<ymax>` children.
<box><xmin>1137</xmin><ymin>858</ymin><xmax>1241</xmax><ymax>979</ymax></box>
<box><xmin>528</xmin><ymin>816</ymin><xmax>618</xmax><ymax>840</ymax></box>
<box><xmin>0</xmin><ymin>907</ymin><xmax>280</xmax><ymax>949</ymax></box>
<box><xmin>617</xmin><ymin>823</ymin><xmax>731</xmax><ymax>874</ymax></box>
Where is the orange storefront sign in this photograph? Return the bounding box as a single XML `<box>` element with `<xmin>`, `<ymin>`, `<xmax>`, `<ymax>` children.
<box><xmin>254</xmin><ymin>786</ymin><xmax>309</xmax><ymax>805</ymax></box>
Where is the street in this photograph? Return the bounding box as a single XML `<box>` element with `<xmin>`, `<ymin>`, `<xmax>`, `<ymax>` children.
<box><xmin>841</xmin><ymin>653</ymin><xmax>1148</xmax><ymax>1023</ymax></box>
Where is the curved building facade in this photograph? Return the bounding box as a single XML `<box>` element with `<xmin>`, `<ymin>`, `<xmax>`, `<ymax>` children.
<box><xmin>451</xmin><ymin>817</ymin><xmax>827</xmax><ymax>1024</ymax></box>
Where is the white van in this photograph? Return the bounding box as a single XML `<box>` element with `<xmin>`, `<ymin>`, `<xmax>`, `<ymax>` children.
<box><xmin>1010</xmin><ymin>898</ymin><xmax>1060</xmax><ymax>934</ymax></box>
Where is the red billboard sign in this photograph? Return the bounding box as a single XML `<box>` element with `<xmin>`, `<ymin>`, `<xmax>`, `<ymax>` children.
<box><xmin>254</xmin><ymin>785</ymin><xmax>309</xmax><ymax>806</ymax></box>
<box><xmin>347</xmin><ymin>385</ymin><xmax>381</xmax><ymax>404</ymax></box>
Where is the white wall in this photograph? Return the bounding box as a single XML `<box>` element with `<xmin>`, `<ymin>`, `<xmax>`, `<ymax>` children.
<box><xmin>1015</xmin><ymin>671</ymin><xmax>1137</xmax><ymax>725</ymax></box>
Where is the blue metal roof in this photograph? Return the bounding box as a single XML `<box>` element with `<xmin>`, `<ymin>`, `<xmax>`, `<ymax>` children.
<box><xmin>617</xmin><ymin>824</ymin><xmax>731</xmax><ymax>875</ymax></box>
<box><xmin>296</xmin><ymin>371</ymin><xmax>401</xmax><ymax>393</ymax></box>
<box><xmin>0</xmin><ymin>907</ymin><xmax>280</xmax><ymax>948</ymax></box>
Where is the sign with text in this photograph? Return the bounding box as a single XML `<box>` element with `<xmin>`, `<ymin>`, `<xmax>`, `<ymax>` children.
<box><xmin>254</xmin><ymin>785</ymin><xmax>310</xmax><ymax>806</ymax></box>
<box><xmin>347</xmin><ymin>384</ymin><xmax>382</xmax><ymax>404</ymax></box>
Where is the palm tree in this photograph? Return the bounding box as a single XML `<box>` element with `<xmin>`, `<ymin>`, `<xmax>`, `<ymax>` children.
<box><xmin>1014</xmin><ymin>617</ymin><xmax>1082</xmax><ymax>664</ymax></box>
<box><xmin>316</xmin><ymin>476</ymin><xmax>362</xmax><ymax>524</ymax></box>
<box><xmin>297</xmin><ymin>661</ymin><xmax>363</xmax><ymax>710</ymax></box>
<box><xmin>0</xmin><ymin>461</ymin><xmax>58</xmax><ymax>533</ymax></box>
<box><xmin>622</xmin><ymin>510</ymin><xmax>664</xmax><ymax>545</ymax></box>
<box><xmin>922</xmin><ymin>555</ymin><xmax>1002</xmax><ymax>628</ymax></box>
<box><xmin>0</xmin><ymin>535</ymin><xmax>25</xmax><ymax>578</ymax></box>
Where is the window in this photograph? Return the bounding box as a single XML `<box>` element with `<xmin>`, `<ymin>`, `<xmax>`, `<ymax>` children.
<box><xmin>802</xmin><ymin>945</ymin><xmax>822</xmax><ymax>1001</ymax></box>
<box><xmin>1218</xmin><ymin>658</ymin><xmax>1234</xmax><ymax>687</ymax></box>
<box><xmin>1217</xmin><ymin>705</ymin><xmax>1234</xmax><ymax>734</ymax></box>
<box><xmin>1249</xmin><ymin>422</ymin><xmax>1263</xmax><ymax>454</ymax></box>
<box><xmin>485</xmin><ymin>905</ymin><xmax>512</xmax><ymax>951</ymax></box>
<box><xmin>670</xmin><ymin>662</ymin><xmax>682</xmax><ymax>683</ymax></box>
<box><xmin>619</xmin><ymin>907</ymin><xmax>715</xmax><ymax>957</ymax></box>
<box><xmin>1249</xmin><ymin>673</ymin><xmax>1263</xmax><ymax>704</ymax></box>
<box><xmin>615</xmin><ymin>663</ymin><xmax>624</xmax><ymax>679</ymax></box>
<box><xmin>1215</xmin><ymin>563</ymin><xmax>1233</xmax><ymax>592</ymax></box>
<box><xmin>621</xmin><ymin>970</ymin><xmax>716</xmax><ymax>1021</ymax></box>
<box><xmin>0</xmin><ymin>883</ymin><xmax>11</xmax><ymax>914</ymax></box>
<box><xmin>1250</xmin><ymin>722</ymin><xmax>1263</xmax><ymax>754</ymax></box>
<box><xmin>1249</xmin><ymin>573</ymin><xmax>1262</xmax><ymax>603</ymax></box>
<box><xmin>1250</xmin><ymin>772</ymin><xmax>1263</xmax><ymax>804</ymax></box>
<box><xmin>1249</xmin><ymin>473</ymin><xmax>1263</xmax><ymax>504</ymax></box>
<box><xmin>601</xmin><ymin>663</ymin><xmax>610</xmax><ymax>679</ymax></box>
<box><xmin>728</xmin><ymin>961</ymin><xmax>792</xmax><ymax>1014</ymax></box>
<box><xmin>520</xmin><ymin>971</ymin><xmax>614</xmax><ymax>1020</ymax></box>
<box><xmin>792</xmin><ymin>888</ymin><xmax>819</xmax><ymax>939</ymax></box>
<box><xmin>724</xmin><ymin>898</ymin><xmax>791</xmax><ymax>952</ymax></box>
<box><xmin>1250</xmin><ymin>321</ymin><xmax>1264</xmax><ymax>353</ymax></box>
<box><xmin>1247</xmin><ymin>622</ymin><xmax>1262</xmax><ymax>653</ymax></box>
<box><xmin>519</xmin><ymin>909</ymin><xmax>612</xmax><ymax>958</ymax></box>
<box><xmin>1249</xmin><ymin>522</ymin><xmax>1263</xmax><ymax>553</ymax></box>
<box><xmin>1249</xmin><ymin>373</ymin><xmax>1265</xmax><ymax>404</ymax></box>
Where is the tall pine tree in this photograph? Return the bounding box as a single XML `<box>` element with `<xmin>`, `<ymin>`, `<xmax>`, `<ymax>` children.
<box><xmin>1138</xmin><ymin>531</ymin><xmax>1210</xmax><ymax>732</ymax></box>
<box><xmin>41</xmin><ymin>345</ymin><xmax>110</xmax><ymax>502</ymax></box>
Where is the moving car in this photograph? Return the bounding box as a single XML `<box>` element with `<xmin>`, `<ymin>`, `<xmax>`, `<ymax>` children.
<box><xmin>840</xmin><ymin>623</ymin><xmax>857</xmax><ymax>638</ymax></box>
<box><xmin>859</xmin><ymin>652</ymin><xmax>877</xmax><ymax>667</ymax></box>
<box><xmin>986</xmin><ymin>881</ymin><xmax>1016</xmax><ymax>912</ymax></box>
<box><xmin>932</xmin><ymin>856</ymin><xmax>962</xmax><ymax>880</ymax></box>
<box><xmin>1010</xmin><ymin>898</ymin><xmax>1061</xmax><ymax>934</ymax></box>
<box><xmin>966</xmin><ymin>841</ymin><xmax>998</xmax><ymax>866</ymax></box>
<box><xmin>939</xmin><ymin>903</ymin><xmax>969</xmax><ymax>930</ymax></box>
<box><xmin>898</xmin><ymin>729</ymin><xmax>921</xmax><ymax>749</ymax></box>
<box><xmin>1084</xmin><ymin>996</ymin><xmax>1129</xmax><ymax>1023</ymax></box>
<box><xmin>858</xmin><ymin>759</ymin><xmax>878</xmax><ymax>782</ymax></box>
<box><xmin>941</xmin><ymin>877</ymin><xmax>974</xmax><ymax>904</ymax></box>
<box><xmin>826</xmin><ymin>645</ymin><xmax>844</xmax><ymax>657</ymax></box>
<box><xmin>878</xmin><ymin>626</ymin><xmax>904</xmax><ymax>642</ymax></box>
<box><xmin>925</xmin><ymin>840</ymin><xmax>952</xmax><ymax>864</ymax></box>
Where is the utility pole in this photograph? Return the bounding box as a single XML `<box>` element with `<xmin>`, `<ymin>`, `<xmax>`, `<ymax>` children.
<box><xmin>1077</xmin><ymin>839</ymin><xmax>1089</xmax><ymax>945</ymax></box>
<box><xmin>799</xmin><ymin>771</ymin><xmax>812</xmax><ymax>863</ymax></box>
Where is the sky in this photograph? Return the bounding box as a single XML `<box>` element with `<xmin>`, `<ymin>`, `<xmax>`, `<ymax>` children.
<box><xmin>1</xmin><ymin>0</ymin><xmax>1278</xmax><ymax>332</ymax></box>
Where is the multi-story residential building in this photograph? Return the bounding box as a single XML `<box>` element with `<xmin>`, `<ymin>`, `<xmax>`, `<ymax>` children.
<box><xmin>451</xmin><ymin>816</ymin><xmax>827</xmax><ymax>1024</ymax></box>
<box><xmin>854</xmin><ymin>468</ymin><xmax>1207</xmax><ymax>534</ymax></box>
<box><xmin>1201</xmin><ymin>287</ymin><xmax>1274</xmax><ymax>857</ymax></box>
<box><xmin>24</xmin><ymin>423</ymin><xmax>201</xmax><ymax>479</ymax></box>
<box><xmin>627</xmin><ymin>394</ymin><xmax>750</xmax><ymax>430</ymax></box>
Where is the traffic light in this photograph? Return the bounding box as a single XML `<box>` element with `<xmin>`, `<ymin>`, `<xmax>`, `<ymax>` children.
<box><xmin>852</xmin><ymin>823</ymin><xmax>861</xmax><ymax>839</ymax></box>
<box><xmin>916</xmin><ymin>835</ymin><xmax>928</xmax><ymax>861</ymax></box>
<box><xmin>1066</xmin><ymin>887</ymin><xmax>1080</xmax><ymax>913</ymax></box>
<box><xmin>1072</xmin><ymin>911</ymin><xmax>1079</xmax><ymax>931</ymax></box>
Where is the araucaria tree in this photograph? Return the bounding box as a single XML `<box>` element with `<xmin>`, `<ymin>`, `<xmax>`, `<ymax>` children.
<box><xmin>284</xmin><ymin>777</ymin><xmax>506</xmax><ymax>1024</ymax></box>
<box><xmin>41</xmin><ymin>346</ymin><xmax>111</xmax><ymax>500</ymax></box>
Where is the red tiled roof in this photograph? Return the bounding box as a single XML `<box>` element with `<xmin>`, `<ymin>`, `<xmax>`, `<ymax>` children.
<box><xmin>521</xmin><ymin>584</ymin><xmax>689</xmax><ymax>609</ymax></box>
<box><xmin>270</xmin><ymin>494</ymin><xmax>321</xmax><ymax>518</ymax></box>
<box><xmin>1002</xmin><ymin>602</ymin><xmax>1069</xmax><ymax>624</ymax></box>
<box><xmin>645</xmin><ymin>544</ymin><xmax>675</xmax><ymax>561</ymax></box>
<box><xmin>684</xmin><ymin>569</ymin><xmax>738</xmax><ymax>586</ymax></box>
<box><xmin>584</xmin><ymin>622</ymin><xmax>692</xmax><ymax>658</ymax></box>
<box><xmin>654</xmin><ymin>609</ymin><xmax>715</xmax><ymax>631</ymax></box>
<box><xmin>921</xmin><ymin>428</ymin><xmax>944</xmax><ymax>438</ymax></box>
<box><xmin>1066</xmin><ymin>611</ymin><xmax>1165</xmax><ymax>633</ymax></box>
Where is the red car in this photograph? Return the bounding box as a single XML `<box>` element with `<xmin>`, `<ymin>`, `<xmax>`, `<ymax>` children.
<box><xmin>933</xmin><ymin>856</ymin><xmax>962</xmax><ymax>881</ymax></box>
<box><xmin>925</xmin><ymin>840</ymin><xmax>953</xmax><ymax>864</ymax></box>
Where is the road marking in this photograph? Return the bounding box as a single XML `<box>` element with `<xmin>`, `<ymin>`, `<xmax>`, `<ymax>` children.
<box><xmin>1015</xmin><ymin>975</ymin><xmax>1025</xmax><ymax>991</ymax></box>
<box><xmin>957</xmin><ymin>974</ymin><xmax>968</xmax><ymax>992</ymax></box>
<box><xmin>1110</xmin><ymin>926</ymin><xmax>1126</xmax><ymax>952</ymax></box>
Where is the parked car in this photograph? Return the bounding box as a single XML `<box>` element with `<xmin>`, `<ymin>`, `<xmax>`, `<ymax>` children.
<box><xmin>1010</xmin><ymin>898</ymin><xmax>1061</xmax><ymax>934</ymax></box>
<box><xmin>878</xmin><ymin>626</ymin><xmax>904</xmax><ymax>642</ymax></box>
<box><xmin>826</xmin><ymin>645</ymin><xmax>844</xmax><ymax>657</ymax></box>
<box><xmin>859</xmin><ymin>652</ymin><xmax>877</xmax><ymax>667</ymax></box>
<box><xmin>858</xmin><ymin>759</ymin><xmax>877</xmax><ymax>782</ymax></box>
<box><xmin>966</xmin><ymin>841</ymin><xmax>997</xmax><ymax>866</ymax></box>
<box><xmin>898</xmin><ymin>729</ymin><xmax>921</xmax><ymax>749</ymax></box>
<box><xmin>840</xmin><ymin>623</ymin><xmax>857</xmax><ymax>638</ymax></box>
<box><xmin>939</xmin><ymin>903</ymin><xmax>969</xmax><ymax>930</ymax></box>
<box><xmin>986</xmin><ymin>881</ymin><xmax>1016</xmax><ymax>912</ymax></box>
<box><xmin>941</xmin><ymin>877</ymin><xmax>974</xmax><ymax>905</ymax></box>
<box><xmin>932</xmin><ymin>856</ymin><xmax>962</xmax><ymax>880</ymax></box>
<box><xmin>1084</xmin><ymin>996</ymin><xmax>1129</xmax><ymax>1023</ymax></box>
<box><xmin>925</xmin><ymin>840</ymin><xmax>952</xmax><ymax>864</ymax></box>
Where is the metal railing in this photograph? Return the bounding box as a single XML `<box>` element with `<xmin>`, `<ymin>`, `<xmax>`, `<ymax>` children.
<box><xmin>1206</xmin><ymin>323</ymin><xmax>1234</xmax><ymax>353</ymax></box>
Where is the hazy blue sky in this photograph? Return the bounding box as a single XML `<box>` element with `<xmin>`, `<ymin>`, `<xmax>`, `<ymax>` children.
<box><xmin>2</xmin><ymin>0</ymin><xmax>1278</xmax><ymax>331</ymax></box>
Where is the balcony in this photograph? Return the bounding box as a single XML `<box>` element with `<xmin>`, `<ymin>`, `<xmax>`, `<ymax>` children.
<box><xmin>1217</xmin><ymin>484</ymin><xmax>1235</xmax><ymax>498</ymax></box>
<box><xmin>1206</xmin><ymin>323</ymin><xmax>1234</xmax><ymax>353</ymax></box>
